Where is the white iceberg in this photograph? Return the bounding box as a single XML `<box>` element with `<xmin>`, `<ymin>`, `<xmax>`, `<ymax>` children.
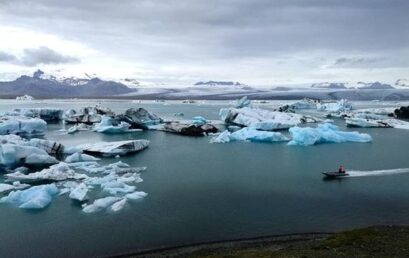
<box><xmin>0</xmin><ymin>116</ymin><xmax>47</xmax><ymax>135</ymax></box>
<box><xmin>211</xmin><ymin>127</ymin><xmax>289</xmax><ymax>143</ymax></box>
<box><xmin>0</xmin><ymin>144</ymin><xmax>58</xmax><ymax>168</ymax></box>
<box><xmin>69</xmin><ymin>183</ymin><xmax>89</xmax><ymax>202</ymax></box>
<box><xmin>82</xmin><ymin>196</ymin><xmax>122</xmax><ymax>213</ymax></box>
<box><xmin>15</xmin><ymin>95</ymin><xmax>34</xmax><ymax>101</ymax></box>
<box><xmin>317</xmin><ymin>99</ymin><xmax>352</xmax><ymax>112</ymax></box>
<box><xmin>94</xmin><ymin>116</ymin><xmax>140</xmax><ymax>134</ymax></box>
<box><xmin>345</xmin><ymin>117</ymin><xmax>391</xmax><ymax>128</ymax></box>
<box><xmin>288</xmin><ymin>123</ymin><xmax>372</xmax><ymax>146</ymax></box>
<box><xmin>5</xmin><ymin>162</ymin><xmax>87</xmax><ymax>183</ymax></box>
<box><xmin>111</xmin><ymin>198</ymin><xmax>127</xmax><ymax>212</ymax></box>
<box><xmin>126</xmin><ymin>191</ymin><xmax>148</xmax><ymax>200</ymax></box>
<box><xmin>0</xmin><ymin>184</ymin><xmax>59</xmax><ymax>209</ymax></box>
<box><xmin>220</xmin><ymin>107</ymin><xmax>310</xmax><ymax>130</ymax></box>
<box><xmin>82</xmin><ymin>140</ymin><xmax>149</xmax><ymax>156</ymax></box>
<box><xmin>13</xmin><ymin>108</ymin><xmax>64</xmax><ymax>121</ymax></box>
<box><xmin>234</xmin><ymin>96</ymin><xmax>252</xmax><ymax>108</ymax></box>
<box><xmin>65</xmin><ymin>152</ymin><xmax>100</xmax><ymax>163</ymax></box>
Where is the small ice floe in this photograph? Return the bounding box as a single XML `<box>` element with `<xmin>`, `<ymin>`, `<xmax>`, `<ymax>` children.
<box><xmin>288</xmin><ymin>123</ymin><xmax>372</xmax><ymax>146</ymax></box>
<box><xmin>67</xmin><ymin>123</ymin><xmax>91</xmax><ymax>134</ymax></box>
<box><xmin>162</xmin><ymin>121</ymin><xmax>218</xmax><ymax>136</ymax></box>
<box><xmin>0</xmin><ymin>184</ymin><xmax>59</xmax><ymax>209</ymax></box>
<box><xmin>81</xmin><ymin>140</ymin><xmax>149</xmax><ymax>156</ymax></box>
<box><xmin>68</xmin><ymin>183</ymin><xmax>89</xmax><ymax>202</ymax></box>
<box><xmin>174</xmin><ymin>112</ymin><xmax>184</xmax><ymax>117</ymax></box>
<box><xmin>15</xmin><ymin>94</ymin><xmax>34</xmax><ymax>101</ymax></box>
<box><xmin>316</xmin><ymin>99</ymin><xmax>352</xmax><ymax>112</ymax></box>
<box><xmin>0</xmin><ymin>116</ymin><xmax>47</xmax><ymax>135</ymax></box>
<box><xmin>5</xmin><ymin>162</ymin><xmax>87</xmax><ymax>183</ymax></box>
<box><xmin>93</xmin><ymin>116</ymin><xmax>141</xmax><ymax>134</ymax></box>
<box><xmin>211</xmin><ymin>127</ymin><xmax>289</xmax><ymax>143</ymax></box>
<box><xmin>82</xmin><ymin>196</ymin><xmax>122</xmax><ymax>213</ymax></box>
<box><xmin>64</xmin><ymin>152</ymin><xmax>100</xmax><ymax>163</ymax></box>
<box><xmin>220</xmin><ymin>106</ymin><xmax>315</xmax><ymax>131</ymax></box>
<box><xmin>234</xmin><ymin>96</ymin><xmax>252</xmax><ymax>108</ymax></box>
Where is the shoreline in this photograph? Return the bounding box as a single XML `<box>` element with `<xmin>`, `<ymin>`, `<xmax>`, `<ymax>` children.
<box><xmin>112</xmin><ymin>225</ymin><xmax>409</xmax><ymax>257</ymax></box>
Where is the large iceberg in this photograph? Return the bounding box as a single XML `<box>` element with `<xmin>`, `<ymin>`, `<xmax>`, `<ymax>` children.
<box><xmin>220</xmin><ymin>107</ymin><xmax>313</xmax><ymax>130</ymax></box>
<box><xmin>0</xmin><ymin>116</ymin><xmax>47</xmax><ymax>135</ymax></box>
<box><xmin>13</xmin><ymin>108</ymin><xmax>64</xmax><ymax>121</ymax></box>
<box><xmin>0</xmin><ymin>144</ymin><xmax>58</xmax><ymax>168</ymax></box>
<box><xmin>288</xmin><ymin>123</ymin><xmax>372</xmax><ymax>146</ymax></box>
<box><xmin>0</xmin><ymin>184</ymin><xmax>59</xmax><ymax>209</ymax></box>
<box><xmin>81</xmin><ymin>140</ymin><xmax>150</xmax><ymax>156</ymax></box>
<box><xmin>64</xmin><ymin>106</ymin><xmax>114</xmax><ymax>124</ymax></box>
<box><xmin>211</xmin><ymin>127</ymin><xmax>289</xmax><ymax>143</ymax></box>
<box><xmin>116</xmin><ymin>108</ymin><xmax>163</xmax><ymax>129</ymax></box>
<box><xmin>317</xmin><ymin>99</ymin><xmax>352</xmax><ymax>112</ymax></box>
<box><xmin>94</xmin><ymin>116</ymin><xmax>140</xmax><ymax>134</ymax></box>
<box><xmin>162</xmin><ymin>121</ymin><xmax>218</xmax><ymax>136</ymax></box>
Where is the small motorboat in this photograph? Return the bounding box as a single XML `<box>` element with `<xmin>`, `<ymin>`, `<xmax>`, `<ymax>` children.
<box><xmin>322</xmin><ymin>171</ymin><xmax>349</xmax><ymax>178</ymax></box>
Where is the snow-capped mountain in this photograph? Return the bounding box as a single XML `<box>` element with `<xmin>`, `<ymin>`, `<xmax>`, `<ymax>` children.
<box><xmin>357</xmin><ymin>81</ymin><xmax>395</xmax><ymax>90</ymax></box>
<box><xmin>32</xmin><ymin>69</ymin><xmax>94</xmax><ymax>86</ymax></box>
<box><xmin>395</xmin><ymin>79</ymin><xmax>409</xmax><ymax>88</ymax></box>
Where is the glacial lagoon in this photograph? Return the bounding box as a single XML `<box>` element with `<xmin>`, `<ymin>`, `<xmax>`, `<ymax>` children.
<box><xmin>1</xmin><ymin>99</ymin><xmax>409</xmax><ymax>257</ymax></box>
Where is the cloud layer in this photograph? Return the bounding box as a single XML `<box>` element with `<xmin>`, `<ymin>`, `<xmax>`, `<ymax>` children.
<box><xmin>0</xmin><ymin>0</ymin><xmax>408</xmax><ymax>85</ymax></box>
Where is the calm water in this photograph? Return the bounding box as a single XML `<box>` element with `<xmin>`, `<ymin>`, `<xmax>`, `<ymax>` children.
<box><xmin>1</xmin><ymin>100</ymin><xmax>409</xmax><ymax>257</ymax></box>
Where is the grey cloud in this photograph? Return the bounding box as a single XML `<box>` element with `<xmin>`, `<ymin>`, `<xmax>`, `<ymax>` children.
<box><xmin>332</xmin><ymin>56</ymin><xmax>409</xmax><ymax>69</ymax></box>
<box><xmin>19</xmin><ymin>47</ymin><xmax>79</xmax><ymax>66</ymax></box>
<box><xmin>0</xmin><ymin>51</ymin><xmax>16</xmax><ymax>62</ymax></box>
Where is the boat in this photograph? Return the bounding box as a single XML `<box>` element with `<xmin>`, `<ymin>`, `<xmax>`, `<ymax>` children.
<box><xmin>322</xmin><ymin>172</ymin><xmax>349</xmax><ymax>178</ymax></box>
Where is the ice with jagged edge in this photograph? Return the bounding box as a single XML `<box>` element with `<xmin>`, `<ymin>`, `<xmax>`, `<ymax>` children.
<box><xmin>94</xmin><ymin>116</ymin><xmax>141</xmax><ymax>134</ymax></box>
<box><xmin>0</xmin><ymin>116</ymin><xmax>47</xmax><ymax>135</ymax></box>
<box><xmin>288</xmin><ymin>123</ymin><xmax>372</xmax><ymax>146</ymax></box>
<box><xmin>317</xmin><ymin>99</ymin><xmax>352</xmax><ymax>112</ymax></box>
<box><xmin>220</xmin><ymin>107</ymin><xmax>313</xmax><ymax>130</ymax></box>
<box><xmin>0</xmin><ymin>184</ymin><xmax>59</xmax><ymax>209</ymax></box>
<box><xmin>211</xmin><ymin>127</ymin><xmax>289</xmax><ymax>143</ymax></box>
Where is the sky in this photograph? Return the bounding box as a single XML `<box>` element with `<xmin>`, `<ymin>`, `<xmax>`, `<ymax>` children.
<box><xmin>0</xmin><ymin>0</ymin><xmax>408</xmax><ymax>87</ymax></box>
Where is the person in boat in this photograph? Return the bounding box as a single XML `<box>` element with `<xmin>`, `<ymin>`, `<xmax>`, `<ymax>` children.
<box><xmin>338</xmin><ymin>165</ymin><xmax>346</xmax><ymax>173</ymax></box>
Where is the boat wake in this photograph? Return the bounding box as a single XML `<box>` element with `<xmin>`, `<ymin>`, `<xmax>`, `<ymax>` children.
<box><xmin>347</xmin><ymin>168</ymin><xmax>409</xmax><ymax>177</ymax></box>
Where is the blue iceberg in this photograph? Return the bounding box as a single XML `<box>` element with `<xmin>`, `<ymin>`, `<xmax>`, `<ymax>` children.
<box><xmin>211</xmin><ymin>127</ymin><xmax>289</xmax><ymax>143</ymax></box>
<box><xmin>0</xmin><ymin>184</ymin><xmax>59</xmax><ymax>209</ymax></box>
<box><xmin>192</xmin><ymin>116</ymin><xmax>207</xmax><ymax>126</ymax></box>
<box><xmin>288</xmin><ymin>123</ymin><xmax>372</xmax><ymax>146</ymax></box>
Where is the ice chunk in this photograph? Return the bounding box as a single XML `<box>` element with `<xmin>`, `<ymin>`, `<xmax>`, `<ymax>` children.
<box><xmin>234</xmin><ymin>96</ymin><xmax>251</xmax><ymax>108</ymax></box>
<box><xmin>211</xmin><ymin>128</ymin><xmax>289</xmax><ymax>143</ymax></box>
<box><xmin>317</xmin><ymin>99</ymin><xmax>352</xmax><ymax>112</ymax></box>
<box><xmin>0</xmin><ymin>116</ymin><xmax>47</xmax><ymax>135</ymax></box>
<box><xmin>65</xmin><ymin>152</ymin><xmax>100</xmax><ymax>163</ymax></box>
<box><xmin>0</xmin><ymin>184</ymin><xmax>15</xmax><ymax>194</ymax></box>
<box><xmin>101</xmin><ymin>181</ymin><xmax>136</xmax><ymax>195</ymax></box>
<box><xmin>111</xmin><ymin>198</ymin><xmax>127</xmax><ymax>212</ymax></box>
<box><xmin>5</xmin><ymin>162</ymin><xmax>87</xmax><ymax>183</ymax></box>
<box><xmin>0</xmin><ymin>184</ymin><xmax>59</xmax><ymax>209</ymax></box>
<box><xmin>220</xmin><ymin>107</ymin><xmax>310</xmax><ymax>130</ymax></box>
<box><xmin>115</xmin><ymin>108</ymin><xmax>163</xmax><ymax>129</ymax></box>
<box><xmin>94</xmin><ymin>116</ymin><xmax>140</xmax><ymax>133</ymax></box>
<box><xmin>345</xmin><ymin>117</ymin><xmax>391</xmax><ymax>128</ymax></box>
<box><xmin>288</xmin><ymin>98</ymin><xmax>317</xmax><ymax>110</ymax></box>
<box><xmin>162</xmin><ymin>122</ymin><xmax>218</xmax><ymax>136</ymax></box>
<box><xmin>191</xmin><ymin>116</ymin><xmax>207</xmax><ymax>126</ymax></box>
<box><xmin>82</xmin><ymin>196</ymin><xmax>121</xmax><ymax>213</ymax></box>
<box><xmin>26</xmin><ymin>138</ymin><xmax>65</xmax><ymax>155</ymax></box>
<box><xmin>288</xmin><ymin>123</ymin><xmax>372</xmax><ymax>146</ymax></box>
<box><xmin>69</xmin><ymin>183</ymin><xmax>88</xmax><ymax>202</ymax></box>
<box><xmin>82</xmin><ymin>140</ymin><xmax>149</xmax><ymax>156</ymax></box>
<box><xmin>13</xmin><ymin>108</ymin><xmax>64</xmax><ymax>121</ymax></box>
<box><xmin>0</xmin><ymin>144</ymin><xmax>57</xmax><ymax>168</ymax></box>
<box><xmin>126</xmin><ymin>191</ymin><xmax>148</xmax><ymax>200</ymax></box>
<box><xmin>15</xmin><ymin>95</ymin><xmax>34</xmax><ymax>101</ymax></box>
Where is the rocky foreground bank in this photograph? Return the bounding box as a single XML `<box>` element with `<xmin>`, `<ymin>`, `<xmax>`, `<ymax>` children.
<box><xmin>120</xmin><ymin>225</ymin><xmax>409</xmax><ymax>258</ymax></box>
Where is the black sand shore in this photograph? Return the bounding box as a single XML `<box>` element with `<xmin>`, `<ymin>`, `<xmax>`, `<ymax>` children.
<box><xmin>113</xmin><ymin>225</ymin><xmax>409</xmax><ymax>257</ymax></box>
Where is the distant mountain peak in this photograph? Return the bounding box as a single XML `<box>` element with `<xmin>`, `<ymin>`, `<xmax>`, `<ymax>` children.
<box><xmin>358</xmin><ymin>81</ymin><xmax>394</xmax><ymax>90</ymax></box>
<box><xmin>395</xmin><ymin>79</ymin><xmax>409</xmax><ymax>87</ymax></box>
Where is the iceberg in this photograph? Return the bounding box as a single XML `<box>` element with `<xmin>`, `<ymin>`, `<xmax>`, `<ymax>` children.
<box><xmin>345</xmin><ymin>117</ymin><xmax>391</xmax><ymax>128</ymax></box>
<box><xmin>94</xmin><ymin>116</ymin><xmax>140</xmax><ymax>134</ymax></box>
<box><xmin>0</xmin><ymin>184</ymin><xmax>59</xmax><ymax>209</ymax></box>
<box><xmin>288</xmin><ymin>123</ymin><xmax>372</xmax><ymax>146</ymax></box>
<box><xmin>65</xmin><ymin>152</ymin><xmax>100</xmax><ymax>163</ymax></box>
<box><xmin>234</xmin><ymin>96</ymin><xmax>252</xmax><ymax>108</ymax></box>
<box><xmin>63</xmin><ymin>106</ymin><xmax>113</xmax><ymax>124</ymax></box>
<box><xmin>0</xmin><ymin>182</ymin><xmax>30</xmax><ymax>194</ymax></box>
<box><xmin>211</xmin><ymin>127</ymin><xmax>289</xmax><ymax>143</ymax></box>
<box><xmin>220</xmin><ymin>107</ymin><xmax>311</xmax><ymax>130</ymax></box>
<box><xmin>0</xmin><ymin>116</ymin><xmax>47</xmax><ymax>135</ymax></box>
<box><xmin>162</xmin><ymin>121</ymin><xmax>218</xmax><ymax>136</ymax></box>
<box><xmin>15</xmin><ymin>94</ymin><xmax>34</xmax><ymax>101</ymax></box>
<box><xmin>13</xmin><ymin>108</ymin><xmax>64</xmax><ymax>121</ymax></box>
<box><xmin>191</xmin><ymin>116</ymin><xmax>207</xmax><ymax>126</ymax></box>
<box><xmin>69</xmin><ymin>183</ymin><xmax>89</xmax><ymax>202</ymax></box>
<box><xmin>82</xmin><ymin>140</ymin><xmax>149</xmax><ymax>156</ymax></box>
<box><xmin>126</xmin><ymin>191</ymin><xmax>148</xmax><ymax>200</ymax></box>
<box><xmin>0</xmin><ymin>144</ymin><xmax>58</xmax><ymax>168</ymax></box>
<box><xmin>317</xmin><ymin>99</ymin><xmax>352</xmax><ymax>112</ymax></box>
<box><xmin>115</xmin><ymin>108</ymin><xmax>163</xmax><ymax>129</ymax></box>
<box><xmin>111</xmin><ymin>198</ymin><xmax>127</xmax><ymax>212</ymax></box>
<box><xmin>67</xmin><ymin>123</ymin><xmax>91</xmax><ymax>134</ymax></box>
<box><xmin>82</xmin><ymin>196</ymin><xmax>122</xmax><ymax>213</ymax></box>
<box><xmin>5</xmin><ymin>162</ymin><xmax>87</xmax><ymax>183</ymax></box>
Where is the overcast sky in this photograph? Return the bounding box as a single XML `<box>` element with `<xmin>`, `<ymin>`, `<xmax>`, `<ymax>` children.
<box><xmin>0</xmin><ymin>0</ymin><xmax>408</xmax><ymax>87</ymax></box>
